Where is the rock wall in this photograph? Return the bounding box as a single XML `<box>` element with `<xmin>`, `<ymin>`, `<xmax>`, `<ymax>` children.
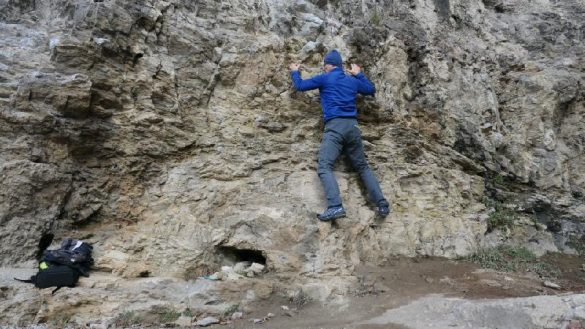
<box><xmin>0</xmin><ymin>0</ymin><xmax>584</xmax><ymax>325</ymax></box>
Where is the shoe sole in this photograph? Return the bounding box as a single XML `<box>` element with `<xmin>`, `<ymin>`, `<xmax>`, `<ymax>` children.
<box><xmin>376</xmin><ymin>211</ymin><xmax>390</xmax><ymax>219</ymax></box>
<box><xmin>317</xmin><ymin>213</ymin><xmax>346</xmax><ymax>222</ymax></box>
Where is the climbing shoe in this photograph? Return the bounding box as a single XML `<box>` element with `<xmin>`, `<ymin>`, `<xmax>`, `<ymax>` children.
<box><xmin>317</xmin><ymin>206</ymin><xmax>346</xmax><ymax>222</ymax></box>
<box><xmin>377</xmin><ymin>204</ymin><xmax>390</xmax><ymax>218</ymax></box>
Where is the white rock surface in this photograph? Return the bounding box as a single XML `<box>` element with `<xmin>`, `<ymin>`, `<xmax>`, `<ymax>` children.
<box><xmin>360</xmin><ymin>294</ymin><xmax>585</xmax><ymax>329</ymax></box>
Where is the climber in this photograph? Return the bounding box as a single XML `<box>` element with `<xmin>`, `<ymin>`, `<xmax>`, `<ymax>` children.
<box><xmin>290</xmin><ymin>49</ymin><xmax>390</xmax><ymax>221</ymax></box>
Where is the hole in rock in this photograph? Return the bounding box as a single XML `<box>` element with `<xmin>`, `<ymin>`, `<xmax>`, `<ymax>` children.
<box><xmin>217</xmin><ymin>246</ymin><xmax>266</xmax><ymax>265</ymax></box>
<box><xmin>132</xmin><ymin>53</ymin><xmax>144</xmax><ymax>67</ymax></box>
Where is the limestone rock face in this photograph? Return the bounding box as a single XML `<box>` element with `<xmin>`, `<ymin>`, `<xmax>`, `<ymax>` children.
<box><xmin>0</xmin><ymin>0</ymin><xmax>583</xmax><ymax>325</ymax></box>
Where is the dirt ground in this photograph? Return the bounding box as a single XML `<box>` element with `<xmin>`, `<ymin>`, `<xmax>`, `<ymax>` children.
<box><xmin>225</xmin><ymin>255</ymin><xmax>585</xmax><ymax>329</ymax></box>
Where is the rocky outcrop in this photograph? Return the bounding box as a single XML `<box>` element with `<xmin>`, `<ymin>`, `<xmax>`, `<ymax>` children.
<box><xmin>0</xmin><ymin>0</ymin><xmax>583</xmax><ymax>325</ymax></box>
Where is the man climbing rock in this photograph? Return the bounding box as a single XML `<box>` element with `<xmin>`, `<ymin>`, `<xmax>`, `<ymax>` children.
<box><xmin>290</xmin><ymin>50</ymin><xmax>390</xmax><ymax>221</ymax></box>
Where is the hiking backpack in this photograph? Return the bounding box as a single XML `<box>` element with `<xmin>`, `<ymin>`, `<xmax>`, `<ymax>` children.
<box><xmin>15</xmin><ymin>237</ymin><xmax>94</xmax><ymax>294</ymax></box>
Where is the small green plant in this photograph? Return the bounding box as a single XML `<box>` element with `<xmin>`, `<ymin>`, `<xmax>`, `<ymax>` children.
<box><xmin>487</xmin><ymin>172</ymin><xmax>512</xmax><ymax>188</ymax></box>
<box><xmin>114</xmin><ymin>311</ymin><xmax>142</xmax><ymax>327</ymax></box>
<box><xmin>354</xmin><ymin>278</ymin><xmax>381</xmax><ymax>297</ymax></box>
<box><xmin>505</xmin><ymin>245</ymin><xmax>536</xmax><ymax>261</ymax></box>
<box><xmin>492</xmin><ymin>173</ymin><xmax>505</xmax><ymax>186</ymax></box>
<box><xmin>48</xmin><ymin>314</ymin><xmax>71</xmax><ymax>327</ymax></box>
<box><xmin>182</xmin><ymin>308</ymin><xmax>194</xmax><ymax>317</ymax></box>
<box><xmin>159</xmin><ymin>309</ymin><xmax>181</xmax><ymax>323</ymax></box>
<box><xmin>526</xmin><ymin>262</ymin><xmax>561</xmax><ymax>279</ymax></box>
<box><xmin>567</xmin><ymin>235</ymin><xmax>585</xmax><ymax>256</ymax></box>
<box><xmin>467</xmin><ymin>246</ymin><xmax>559</xmax><ymax>278</ymax></box>
<box><xmin>223</xmin><ymin>304</ymin><xmax>240</xmax><ymax>316</ymax></box>
<box><xmin>467</xmin><ymin>246</ymin><xmax>514</xmax><ymax>272</ymax></box>
<box><xmin>370</xmin><ymin>12</ymin><xmax>381</xmax><ymax>26</ymax></box>
<box><xmin>142</xmin><ymin>305</ymin><xmax>182</xmax><ymax>324</ymax></box>
<box><xmin>291</xmin><ymin>289</ymin><xmax>312</xmax><ymax>308</ymax></box>
<box><xmin>483</xmin><ymin>197</ymin><xmax>518</xmax><ymax>232</ymax></box>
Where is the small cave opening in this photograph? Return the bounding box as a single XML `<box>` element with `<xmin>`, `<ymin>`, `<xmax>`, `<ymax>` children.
<box><xmin>216</xmin><ymin>246</ymin><xmax>267</xmax><ymax>266</ymax></box>
<box><xmin>494</xmin><ymin>4</ymin><xmax>505</xmax><ymax>13</ymax></box>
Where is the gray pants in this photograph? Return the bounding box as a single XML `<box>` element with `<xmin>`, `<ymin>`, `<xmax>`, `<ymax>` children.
<box><xmin>317</xmin><ymin>118</ymin><xmax>388</xmax><ymax>208</ymax></box>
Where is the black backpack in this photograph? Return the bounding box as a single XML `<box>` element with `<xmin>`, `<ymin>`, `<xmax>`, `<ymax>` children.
<box><xmin>15</xmin><ymin>238</ymin><xmax>94</xmax><ymax>294</ymax></box>
<box><xmin>42</xmin><ymin>238</ymin><xmax>94</xmax><ymax>276</ymax></box>
<box><xmin>16</xmin><ymin>263</ymin><xmax>80</xmax><ymax>293</ymax></box>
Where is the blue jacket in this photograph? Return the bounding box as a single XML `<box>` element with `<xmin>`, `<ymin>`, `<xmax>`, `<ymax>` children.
<box><xmin>291</xmin><ymin>67</ymin><xmax>376</xmax><ymax>122</ymax></box>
